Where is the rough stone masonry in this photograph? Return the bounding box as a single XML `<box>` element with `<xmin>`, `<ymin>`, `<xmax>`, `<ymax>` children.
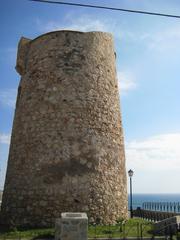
<box><xmin>1</xmin><ymin>30</ymin><xmax>128</xmax><ymax>227</ymax></box>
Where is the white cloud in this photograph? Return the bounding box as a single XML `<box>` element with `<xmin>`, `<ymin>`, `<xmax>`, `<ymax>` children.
<box><xmin>36</xmin><ymin>13</ymin><xmax>180</xmax><ymax>55</ymax></box>
<box><xmin>147</xmin><ymin>25</ymin><xmax>180</xmax><ymax>52</ymax></box>
<box><xmin>0</xmin><ymin>133</ymin><xmax>11</xmax><ymax>145</ymax></box>
<box><xmin>36</xmin><ymin>15</ymin><xmax>136</xmax><ymax>43</ymax></box>
<box><xmin>123</xmin><ymin>24</ymin><xmax>180</xmax><ymax>54</ymax></box>
<box><xmin>37</xmin><ymin>15</ymin><xmax>115</xmax><ymax>33</ymax></box>
<box><xmin>0</xmin><ymin>89</ymin><xmax>17</xmax><ymax>108</ymax></box>
<box><xmin>126</xmin><ymin>133</ymin><xmax>180</xmax><ymax>172</ymax></box>
<box><xmin>117</xmin><ymin>71</ymin><xmax>136</xmax><ymax>94</ymax></box>
<box><xmin>119</xmin><ymin>24</ymin><xmax>180</xmax><ymax>53</ymax></box>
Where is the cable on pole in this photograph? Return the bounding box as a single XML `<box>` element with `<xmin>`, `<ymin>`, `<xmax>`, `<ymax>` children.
<box><xmin>29</xmin><ymin>0</ymin><xmax>180</xmax><ymax>19</ymax></box>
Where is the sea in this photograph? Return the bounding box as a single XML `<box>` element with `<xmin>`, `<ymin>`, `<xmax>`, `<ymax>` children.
<box><xmin>128</xmin><ymin>194</ymin><xmax>180</xmax><ymax>209</ymax></box>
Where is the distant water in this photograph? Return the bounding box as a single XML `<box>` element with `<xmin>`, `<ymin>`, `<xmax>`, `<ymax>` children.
<box><xmin>128</xmin><ymin>194</ymin><xmax>180</xmax><ymax>209</ymax></box>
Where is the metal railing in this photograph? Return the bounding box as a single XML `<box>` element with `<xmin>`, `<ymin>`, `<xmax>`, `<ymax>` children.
<box><xmin>133</xmin><ymin>207</ymin><xmax>180</xmax><ymax>222</ymax></box>
<box><xmin>142</xmin><ymin>202</ymin><xmax>180</xmax><ymax>213</ymax></box>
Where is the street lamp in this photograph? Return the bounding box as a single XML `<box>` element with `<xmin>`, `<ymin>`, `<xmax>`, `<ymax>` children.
<box><xmin>128</xmin><ymin>169</ymin><xmax>134</xmax><ymax>218</ymax></box>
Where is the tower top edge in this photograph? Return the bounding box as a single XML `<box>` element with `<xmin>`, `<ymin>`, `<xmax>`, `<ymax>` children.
<box><xmin>25</xmin><ymin>30</ymin><xmax>113</xmax><ymax>44</ymax></box>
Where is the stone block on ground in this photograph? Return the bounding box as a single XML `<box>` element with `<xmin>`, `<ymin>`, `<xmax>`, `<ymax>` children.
<box><xmin>55</xmin><ymin>212</ymin><xmax>88</xmax><ymax>240</ymax></box>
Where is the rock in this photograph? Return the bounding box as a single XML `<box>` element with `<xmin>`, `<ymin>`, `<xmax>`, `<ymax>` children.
<box><xmin>16</xmin><ymin>37</ymin><xmax>31</xmax><ymax>75</ymax></box>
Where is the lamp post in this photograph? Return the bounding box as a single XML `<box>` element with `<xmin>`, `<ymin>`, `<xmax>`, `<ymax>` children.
<box><xmin>128</xmin><ymin>169</ymin><xmax>134</xmax><ymax>218</ymax></box>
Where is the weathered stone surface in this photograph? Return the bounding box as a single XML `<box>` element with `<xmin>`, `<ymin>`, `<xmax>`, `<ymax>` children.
<box><xmin>16</xmin><ymin>37</ymin><xmax>31</xmax><ymax>75</ymax></box>
<box><xmin>55</xmin><ymin>212</ymin><xmax>88</xmax><ymax>240</ymax></box>
<box><xmin>1</xmin><ymin>30</ymin><xmax>128</xmax><ymax>227</ymax></box>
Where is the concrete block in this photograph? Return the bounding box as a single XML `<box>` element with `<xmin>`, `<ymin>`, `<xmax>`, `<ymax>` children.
<box><xmin>55</xmin><ymin>212</ymin><xmax>88</xmax><ymax>240</ymax></box>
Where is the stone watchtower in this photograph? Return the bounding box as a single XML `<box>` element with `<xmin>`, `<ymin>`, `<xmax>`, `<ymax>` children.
<box><xmin>1</xmin><ymin>31</ymin><xmax>128</xmax><ymax>227</ymax></box>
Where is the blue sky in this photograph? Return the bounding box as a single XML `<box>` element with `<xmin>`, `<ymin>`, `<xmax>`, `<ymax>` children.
<box><xmin>1</xmin><ymin>0</ymin><xmax>180</xmax><ymax>193</ymax></box>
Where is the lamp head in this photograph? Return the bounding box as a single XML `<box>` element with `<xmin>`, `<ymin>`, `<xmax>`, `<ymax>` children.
<box><xmin>128</xmin><ymin>169</ymin><xmax>134</xmax><ymax>177</ymax></box>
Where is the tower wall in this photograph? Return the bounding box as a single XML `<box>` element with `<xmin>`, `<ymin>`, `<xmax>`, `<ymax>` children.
<box><xmin>1</xmin><ymin>31</ymin><xmax>128</xmax><ymax>227</ymax></box>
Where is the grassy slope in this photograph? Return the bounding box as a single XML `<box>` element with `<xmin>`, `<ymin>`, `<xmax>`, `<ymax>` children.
<box><xmin>0</xmin><ymin>219</ymin><xmax>153</xmax><ymax>239</ymax></box>
<box><xmin>89</xmin><ymin>219</ymin><xmax>153</xmax><ymax>238</ymax></box>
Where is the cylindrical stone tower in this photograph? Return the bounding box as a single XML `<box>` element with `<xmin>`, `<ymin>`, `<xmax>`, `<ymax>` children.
<box><xmin>1</xmin><ymin>31</ymin><xmax>127</xmax><ymax>227</ymax></box>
